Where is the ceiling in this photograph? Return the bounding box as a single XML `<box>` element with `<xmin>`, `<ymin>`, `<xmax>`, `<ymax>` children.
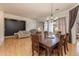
<box><xmin>0</xmin><ymin>3</ymin><xmax>77</xmax><ymax>20</ymax></box>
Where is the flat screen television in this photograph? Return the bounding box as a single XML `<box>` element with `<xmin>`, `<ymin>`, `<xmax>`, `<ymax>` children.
<box><xmin>5</xmin><ymin>18</ymin><xmax>26</xmax><ymax>36</ymax></box>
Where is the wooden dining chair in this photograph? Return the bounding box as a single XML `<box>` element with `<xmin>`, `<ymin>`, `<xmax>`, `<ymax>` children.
<box><xmin>31</xmin><ymin>33</ymin><xmax>46</xmax><ymax>56</ymax></box>
<box><xmin>44</xmin><ymin>31</ymin><xmax>48</xmax><ymax>38</ymax></box>
<box><xmin>51</xmin><ymin>32</ymin><xmax>63</xmax><ymax>56</ymax></box>
<box><xmin>63</xmin><ymin>33</ymin><xmax>69</xmax><ymax>54</ymax></box>
<box><xmin>56</xmin><ymin>32</ymin><xmax>63</xmax><ymax>56</ymax></box>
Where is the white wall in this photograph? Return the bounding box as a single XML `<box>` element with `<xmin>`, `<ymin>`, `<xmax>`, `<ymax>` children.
<box><xmin>26</xmin><ymin>19</ymin><xmax>37</xmax><ymax>31</ymax></box>
<box><xmin>0</xmin><ymin>11</ymin><xmax>4</xmax><ymax>45</ymax></box>
<box><xmin>4</xmin><ymin>13</ymin><xmax>37</xmax><ymax>31</ymax></box>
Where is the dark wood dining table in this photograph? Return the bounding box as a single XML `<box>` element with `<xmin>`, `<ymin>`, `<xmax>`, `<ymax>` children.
<box><xmin>39</xmin><ymin>35</ymin><xmax>59</xmax><ymax>56</ymax></box>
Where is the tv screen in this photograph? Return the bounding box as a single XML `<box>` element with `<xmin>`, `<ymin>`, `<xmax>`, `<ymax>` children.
<box><xmin>5</xmin><ymin>18</ymin><xmax>26</xmax><ymax>36</ymax></box>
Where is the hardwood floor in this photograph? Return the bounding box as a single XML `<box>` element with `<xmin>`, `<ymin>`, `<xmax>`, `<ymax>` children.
<box><xmin>0</xmin><ymin>36</ymin><xmax>77</xmax><ymax>56</ymax></box>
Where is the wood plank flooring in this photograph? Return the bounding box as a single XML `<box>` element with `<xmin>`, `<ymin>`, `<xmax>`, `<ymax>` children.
<box><xmin>0</xmin><ymin>36</ymin><xmax>77</xmax><ymax>56</ymax></box>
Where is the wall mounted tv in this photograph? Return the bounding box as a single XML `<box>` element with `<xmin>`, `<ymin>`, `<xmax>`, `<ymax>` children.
<box><xmin>5</xmin><ymin>18</ymin><xmax>26</xmax><ymax>36</ymax></box>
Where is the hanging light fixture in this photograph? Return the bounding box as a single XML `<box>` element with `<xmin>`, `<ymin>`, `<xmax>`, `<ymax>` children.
<box><xmin>46</xmin><ymin>3</ymin><xmax>58</xmax><ymax>22</ymax></box>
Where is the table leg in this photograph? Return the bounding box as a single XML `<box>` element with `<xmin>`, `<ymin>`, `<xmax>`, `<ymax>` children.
<box><xmin>47</xmin><ymin>48</ymin><xmax>51</xmax><ymax>56</ymax></box>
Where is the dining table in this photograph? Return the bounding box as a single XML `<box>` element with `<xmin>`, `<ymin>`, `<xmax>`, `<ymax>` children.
<box><xmin>39</xmin><ymin>34</ymin><xmax>59</xmax><ymax>56</ymax></box>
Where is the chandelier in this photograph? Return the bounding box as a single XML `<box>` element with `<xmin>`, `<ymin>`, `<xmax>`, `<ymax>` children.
<box><xmin>46</xmin><ymin>4</ymin><xmax>58</xmax><ymax>22</ymax></box>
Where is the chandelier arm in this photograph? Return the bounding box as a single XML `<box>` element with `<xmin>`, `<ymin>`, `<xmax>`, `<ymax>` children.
<box><xmin>51</xmin><ymin>3</ymin><xmax>53</xmax><ymax>17</ymax></box>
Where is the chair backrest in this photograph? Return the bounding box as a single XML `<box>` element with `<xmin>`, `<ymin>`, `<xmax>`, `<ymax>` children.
<box><xmin>56</xmin><ymin>32</ymin><xmax>63</xmax><ymax>56</ymax></box>
<box><xmin>31</xmin><ymin>33</ymin><xmax>41</xmax><ymax>53</ymax></box>
<box><xmin>64</xmin><ymin>33</ymin><xmax>69</xmax><ymax>42</ymax></box>
<box><xmin>56</xmin><ymin>32</ymin><xmax>61</xmax><ymax>40</ymax></box>
<box><xmin>44</xmin><ymin>31</ymin><xmax>48</xmax><ymax>38</ymax></box>
<box><xmin>66</xmin><ymin>33</ymin><xmax>69</xmax><ymax>41</ymax></box>
<box><xmin>56</xmin><ymin>32</ymin><xmax>63</xmax><ymax>46</ymax></box>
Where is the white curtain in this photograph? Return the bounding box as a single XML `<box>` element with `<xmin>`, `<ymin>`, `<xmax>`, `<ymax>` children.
<box><xmin>56</xmin><ymin>17</ymin><xmax>66</xmax><ymax>35</ymax></box>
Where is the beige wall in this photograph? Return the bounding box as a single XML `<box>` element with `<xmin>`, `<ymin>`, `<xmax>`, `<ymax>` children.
<box><xmin>0</xmin><ymin>11</ymin><xmax>4</xmax><ymax>45</ymax></box>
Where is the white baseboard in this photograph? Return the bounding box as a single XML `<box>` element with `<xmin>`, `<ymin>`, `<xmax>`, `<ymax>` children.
<box><xmin>5</xmin><ymin>35</ymin><xmax>15</xmax><ymax>39</ymax></box>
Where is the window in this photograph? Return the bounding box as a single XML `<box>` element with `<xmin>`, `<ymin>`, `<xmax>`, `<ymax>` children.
<box><xmin>56</xmin><ymin>17</ymin><xmax>66</xmax><ymax>34</ymax></box>
<box><xmin>44</xmin><ymin>21</ymin><xmax>48</xmax><ymax>31</ymax></box>
<box><xmin>44</xmin><ymin>20</ymin><xmax>54</xmax><ymax>33</ymax></box>
<box><xmin>49</xmin><ymin>21</ymin><xmax>54</xmax><ymax>32</ymax></box>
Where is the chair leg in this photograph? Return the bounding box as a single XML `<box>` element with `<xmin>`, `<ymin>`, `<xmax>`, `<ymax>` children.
<box><xmin>32</xmin><ymin>52</ymin><xmax>34</xmax><ymax>56</ymax></box>
<box><xmin>54</xmin><ymin>50</ymin><xmax>56</xmax><ymax>56</ymax></box>
<box><xmin>32</xmin><ymin>50</ymin><xmax>34</xmax><ymax>56</ymax></box>
<box><xmin>37</xmin><ymin>51</ymin><xmax>40</xmax><ymax>56</ymax></box>
<box><xmin>38</xmin><ymin>53</ymin><xmax>40</xmax><ymax>56</ymax></box>
<box><xmin>60</xmin><ymin>47</ymin><xmax>63</xmax><ymax>56</ymax></box>
<box><xmin>55</xmin><ymin>49</ymin><xmax>58</xmax><ymax>56</ymax></box>
<box><xmin>51</xmin><ymin>50</ymin><xmax>55</xmax><ymax>56</ymax></box>
<box><xmin>64</xmin><ymin>44</ymin><xmax>66</xmax><ymax>54</ymax></box>
<box><xmin>45</xmin><ymin>51</ymin><xmax>47</xmax><ymax>56</ymax></box>
<box><xmin>66</xmin><ymin>43</ymin><xmax>68</xmax><ymax>51</ymax></box>
<box><xmin>57</xmin><ymin>48</ymin><xmax>60</xmax><ymax>56</ymax></box>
